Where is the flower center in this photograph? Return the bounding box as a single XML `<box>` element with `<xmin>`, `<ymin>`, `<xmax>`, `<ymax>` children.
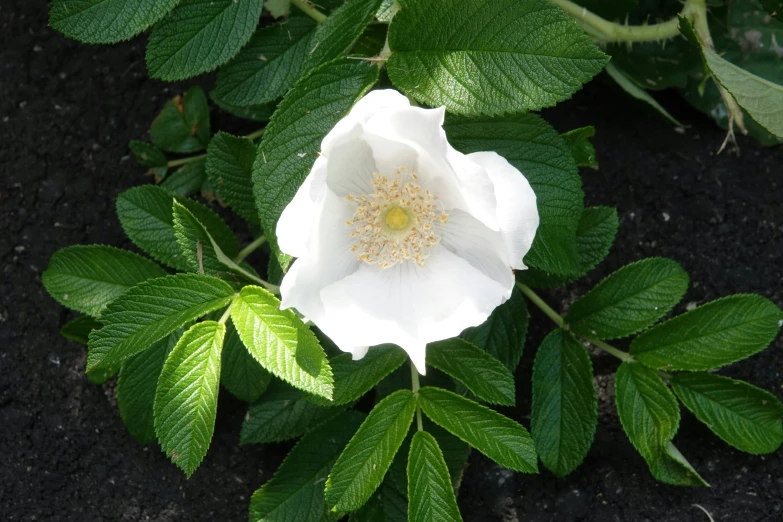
<box><xmin>346</xmin><ymin>169</ymin><xmax>448</xmax><ymax>269</ymax></box>
<box><xmin>383</xmin><ymin>206</ymin><xmax>410</xmax><ymax>231</ymax></box>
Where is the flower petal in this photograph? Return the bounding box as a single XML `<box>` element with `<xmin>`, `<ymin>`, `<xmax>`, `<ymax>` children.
<box><xmin>325</xmin><ymin>127</ymin><xmax>377</xmax><ymax>197</ymax></box>
<box><xmin>467</xmin><ymin>151</ymin><xmax>539</xmax><ymax>269</ymax></box>
<box><xmin>439</xmin><ymin>210</ymin><xmax>513</xmax><ymax>288</ymax></box>
<box><xmin>319</xmin><ymin>247</ymin><xmax>512</xmax><ymax>373</ymax></box>
<box><xmin>279</xmin><ymin>189</ymin><xmax>361</xmax><ymax>319</ymax></box>
<box><xmin>276</xmin><ymin>156</ymin><xmax>328</xmax><ymax>258</ymax></box>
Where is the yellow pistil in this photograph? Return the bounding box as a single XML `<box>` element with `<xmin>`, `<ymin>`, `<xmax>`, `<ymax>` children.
<box><xmin>345</xmin><ymin>169</ymin><xmax>446</xmax><ymax>269</ymax></box>
<box><xmin>383</xmin><ymin>206</ymin><xmax>409</xmax><ymax>231</ymax></box>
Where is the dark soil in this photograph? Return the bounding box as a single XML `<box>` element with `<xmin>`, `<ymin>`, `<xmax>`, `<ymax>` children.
<box><xmin>1</xmin><ymin>1</ymin><xmax>781</xmax><ymax>521</ymax></box>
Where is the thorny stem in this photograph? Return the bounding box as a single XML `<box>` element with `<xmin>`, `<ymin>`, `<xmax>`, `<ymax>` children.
<box><xmin>166</xmin><ymin>128</ymin><xmax>266</xmax><ymax>168</ymax></box>
<box><xmin>515</xmin><ymin>282</ymin><xmax>634</xmax><ymax>363</ymax></box>
<box><xmin>234</xmin><ymin>235</ymin><xmax>266</xmax><ymax>264</ymax></box>
<box><xmin>291</xmin><ymin>0</ymin><xmax>327</xmax><ymax>23</ymax></box>
<box><xmin>549</xmin><ymin>0</ymin><xmax>701</xmax><ymax>43</ymax></box>
<box><xmin>410</xmin><ymin>361</ymin><xmax>423</xmax><ymax>432</ymax></box>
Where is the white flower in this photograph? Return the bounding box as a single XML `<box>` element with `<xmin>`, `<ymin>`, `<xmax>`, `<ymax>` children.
<box><xmin>277</xmin><ymin>90</ymin><xmax>539</xmax><ymax>374</ymax></box>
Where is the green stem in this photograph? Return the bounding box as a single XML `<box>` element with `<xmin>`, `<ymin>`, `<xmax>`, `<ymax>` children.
<box><xmin>549</xmin><ymin>0</ymin><xmax>696</xmax><ymax>43</ymax></box>
<box><xmin>218</xmin><ymin>305</ymin><xmax>232</xmax><ymax>325</ymax></box>
<box><xmin>410</xmin><ymin>362</ymin><xmax>423</xmax><ymax>432</ymax></box>
<box><xmin>168</xmin><ymin>153</ymin><xmax>205</xmax><ymax>168</ymax></box>
<box><xmin>516</xmin><ymin>282</ymin><xmax>635</xmax><ymax>363</ymax></box>
<box><xmin>166</xmin><ymin>129</ymin><xmax>266</xmax><ymax>168</ymax></box>
<box><xmin>234</xmin><ymin>235</ymin><xmax>266</xmax><ymax>264</ymax></box>
<box><xmin>291</xmin><ymin>0</ymin><xmax>327</xmax><ymax>23</ymax></box>
<box><xmin>378</xmin><ymin>0</ymin><xmax>401</xmax><ymax>62</ymax></box>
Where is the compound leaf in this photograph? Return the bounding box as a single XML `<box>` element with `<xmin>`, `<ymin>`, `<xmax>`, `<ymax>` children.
<box><xmin>50</xmin><ymin>0</ymin><xmax>179</xmax><ymax>44</ymax></box>
<box><xmin>230</xmin><ymin>285</ymin><xmax>333</xmax><ymax>399</ymax></box>
<box><xmin>154</xmin><ymin>321</ymin><xmax>224</xmax><ymax>477</ymax></box>
<box><xmin>43</xmin><ymin>245</ymin><xmax>166</xmax><ymax>317</ymax></box>
<box><xmin>407</xmin><ymin>431</ymin><xmax>464</xmax><ymax>522</ymax></box>
<box><xmin>418</xmin><ymin>386</ymin><xmax>537</xmax><ymax>473</ymax></box>
<box><xmin>387</xmin><ymin>0</ymin><xmax>608</xmax><ymax>115</ymax></box>
<box><xmin>150</xmin><ymin>87</ymin><xmax>210</xmax><ymax>153</ymax></box>
<box><xmin>147</xmin><ymin>0</ymin><xmax>265</xmax><ymax>81</ymax></box>
<box><xmin>86</xmin><ymin>274</ymin><xmax>233</xmax><ymax>378</ymax></box>
<box><xmin>531</xmin><ymin>329</ymin><xmax>597</xmax><ymax>477</ymax></box>
<box><xmin>630</xmin><ymin>294</ymin><xmax>782</xmax><ymax>371</ymax></box>
<box><xmin>566</xmin><ymin>258</ymin><xmax>689</xmax><ymax>340</ymax></box>
<box><xmin>205</xmin><ymin>132</ymin><xmax>260</xmax><ymax>225</ymax></box>
<box><xmin>427</xmin><ymin>338</ymin><xmax>516</xmax><ymax>406</ymax></box>
<box><xmin>672</xmin><ymin>372</ymin><xmax>783</xmax><ymax>454</ymax></box>
<box><xmin>325</xmin><ymin>390</ymin><xmax>416</xmax><ymax>512</ymax></box>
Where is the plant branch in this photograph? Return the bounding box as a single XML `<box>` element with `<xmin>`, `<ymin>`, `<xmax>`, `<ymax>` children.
<box><xmin>291</xmin><ymin>0</ymin><xmax>327</xmax><ymax>23</ymax></box>
<box><xmin>410</xmin><ymin>361</ymin><xmax>423</xmax><ymax>432</ymax></box>
<box><xmin>166</xmin><ymin>128</ymin><xmax>266</xmax><ymax>168</ymax></box>
<box><xmin>549</xmin><ymin>0</ymin><xmax>698</xmax><ymax>43</ymax></box>
<box><xmin>234</xmin><ymin>235</ymin><xmax>266</xmax><ymax>264</ymax></box>
<box><xmin>516</xmin><ymin>282</ymin><xmax>635</xmax><ymax>363</ymax></box>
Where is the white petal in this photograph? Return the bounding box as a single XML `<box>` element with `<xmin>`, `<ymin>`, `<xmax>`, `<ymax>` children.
<box><xmin>279</xmin><ymin>190</ymin><xmax>360</xmax><ymax>319</ymax></box>
<box><xmin>276</xmin><ymin>156</ymin><xmax>327</xmax><ymax>258</ymax></box>
<box><xmin>467</xmin><ymin>151</ymin><xmax>539</xmax><ymax>269</ymax></box>
<box><xmin>322</xmin><ymin>90</ymin><xmax>410</xmax><ymax>154</ymax></box>
<box><xmin>325</xmin><ymin>129</ymin><xmax>377</xmax><ymax>197</ymax></box>
<box><xmin>319</xmin><ymin>247</ymin><xmax>511</xmax><ymax>373</ymax></box>
<box><xmin>439</xmin><ymin>210</ymin><xmax>513</xmax><ymax>288</ymax></box>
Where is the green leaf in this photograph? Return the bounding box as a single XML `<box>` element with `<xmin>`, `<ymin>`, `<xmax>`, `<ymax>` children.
<box><xmin>418</xmin><ymin>386</ymin><xmax>537</xmax><ymax>473</ymax></box>
<box><xmin>460</xmin><ymin>286</ymin><xmax>527</xmax><ymax>371</ymax></box>
<box><xmin>407</xmin><ymin>431</ymin><xmax>464</xmax><ymax>522</ymax></box>
<box><xmin>241</xmin><ymin>380</ymin><xmax>345</xmax><ymax>444</ymax></box>
<box><xmin>249</xmin><ymin>411</ymin><xmax>365</xmax><ymax>522</ymax></box>
<box><xmin>680</xmin><ymin>15</ymin><xmax>783</xmax><ymax>138</ymax></box>
<box><xmin>445</xmin><ymin>113</ymin><xmax>583</xmax><ymax>276</ymax></box>
<box><xmin>146</xmin><ymin>0</ymin><xmax>264</xmax><ymax>81</ymax></box>
<box><xmin>519</xmin><ymin>206</ymin><xmax>619</xmax><ymax>288</ymax></box>
<box><xmin>561</xmin><ymin>126</ymin><xmax>597</xmax><ymax>168</ymax></box>
<box><xmin>86</xmin><ymin>274</ymin><xmax>234</xmax><ymax>378</ymax></box>
<box><xmin>43</xmin><ymin>245</ymin><xmax>167</xmax><ymax>317</ymax></box>
<box><xmin>302</xmin><ymin>0</ymin><xmax>384</xmax><ymax>70</ymax></box>
<box><xmin>230</xmin><ymin>285</ymin><xmax>333</xmax><ymax>399</ymax></box>
<box><xmin>172</xmin><ymin>201</ymin><xmax>237</xmax><ymax>280</ymax></box>
<box><xmin>325</xmin><ymin>390</ymin><xmax>416</xmax><ymax>512</ymax></box>
<box><xmin>205</xmin><ymin>132</ymin><xmax>259</xmax><ymax>225</ymax></box>
<box><xmin>631</xmin><ymin>294</ymin><xmax>782</xmax><ymax>371</ymax></box>
<box><xmin>60</xmin><ymin>315</ymin><xmax>102</xmax><ymax>345</ymax></box>
<box><xmin>253</xmin><ymin>60</ymin><xmax>379</xmax><ymax>268</ymax></box>
<box><xmin>605</xmin><ymin>62</ymin><xmax>683</xmax><ymax>126</ymax></box>
<box><xmin>117</xmin><ymin>329</ymin><xmax>181</xmax><ymax>443</ymax></box>
<box><xmin>566</xmin><ymin>258</ymin><xmax>689</xmax><ymax>340</ymax></box>
<box><xmin>614</xmin><ymin>362</ymin><xmax>706</xmax><ymax>486</ymax></box>
<box><xmin>154</xmin><ymin>321</ymin><xmax>224</xmax><ymax>477</ymax></box>
<box><xmin>49</xmin><ymin>0</ymin><xmax>179</xmax><ymax>44</ymax></box>
<box><xmin>210</xmin><ymin>91</ymin><xmax>275</xmax><ymax>122</ymax></box>
<box><xmin>531</xmin><ymin>329</ymin><xmax>596</xmax><ymax>477</ymax></box>
<box><xmin>387</xmin><ymin>0</ymin><xmax>608</xmax><ymax>115</ymax></box>
<box><xmin>761</xmin><ymin>0</ymin><xmax>783</xmax><ymax>22</ymax></box>
<box><xmin>671</xmin><ymin>372</ymin><xmax>783</xmax><ymax>454</ymax></box>
<box><xmin>129</xmin><ymin>140</ymin><xmax>168</xmax><ymax>178</ymax></box>
<box><xmin>349</xmin><ymin>479</ymin><xmax>407</xmax><ymax>522</ymax></box>
<box><xmin>116</xmin><ymin>184</ymin><xmax>238</xmax><ymax>271</ymax></box>
<box><xmin>427</xmin><ymin>338</ymin><xmax>515</xmax><ymax>406</ymax></box>
<box><xmin>309</xmin><ymin>346</ymin><xmax>407</xmax><ymax>406</ymax></box>
<box><xmin>214</xmin><ymin>17</ymin><xmax>317</xmax><ymax>106</ymax></box>
<box><xmin>162</xmin><ymin>160</ymin><xmax>206</xmax><ymax>197</ymax></box>
<box><xmin>221</xmin><ymin>322</ymin><xmax>272</xmax><ymax>403</ymax></box>
<box><xmin>150</xmin><ymin>87</ymin><xmax>210</xmax><ymax>153</ymax></box>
